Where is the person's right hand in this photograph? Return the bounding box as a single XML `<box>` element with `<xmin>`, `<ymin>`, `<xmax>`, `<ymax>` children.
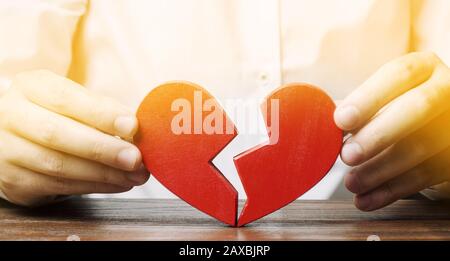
<box><xmin>0</xmin><ymin>70</ymin><xmax>149</xmax><ymax>206</ymax></box>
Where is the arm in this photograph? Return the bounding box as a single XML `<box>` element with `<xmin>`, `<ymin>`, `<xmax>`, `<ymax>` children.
<box><xmin>335</xmin><ymin>0</ymin><xmax>450</xmax><ymax>210</ymax></box>
<box><xmin>336</xmin><ymin>51</ymin><xmax>450</xmax><ymax>210</ymax></box>
<box><xmin>0</xmin><ymin>1</ymin><xmax>148</xmax><ymax>206</ymax></box>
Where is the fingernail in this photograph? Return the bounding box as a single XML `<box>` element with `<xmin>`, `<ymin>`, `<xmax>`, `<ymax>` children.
<box><xmin>344</xmin><ymin>169</ymin><xmax>362</xmax><ymax>194</ymax></box>
<box><xmin>334</xmin><ymin>105</ymin><xmax>360</xmax><ymax>130</ymax></box>
<box><xmin>341</xmin><ymin>141</ymin><xmax>364</xmax><ymax>165</ymax></box>
<box><xmin>117</xmin><ymin>147</ymin><xmax>140</xmax><ymax>170</ymax></box>
<box><xmin>114</xmin><ymin>116</ymin><xmax>137</xmax><ymax>137</ymax></box>
<box><xmin>355</xmin><ymin>194</ymin><xmax>373</xmax><ymax>211</ymax></box>
<box><xmin>128</xmin><ymin>171</ymin><xmax>148</xmax><ymax>185</ymax></box>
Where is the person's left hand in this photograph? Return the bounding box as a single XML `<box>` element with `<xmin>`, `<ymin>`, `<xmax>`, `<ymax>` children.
<box><xmin>334</xmin><ymin>52</ymin><xmax>450</xmax><ymax>211</ymax></box>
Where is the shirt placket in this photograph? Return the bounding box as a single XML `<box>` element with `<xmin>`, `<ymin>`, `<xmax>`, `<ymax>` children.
<box><xmin>237</xmin><ymin>0</ymin><xmax>282</xmax><ymax>97</ymax></box>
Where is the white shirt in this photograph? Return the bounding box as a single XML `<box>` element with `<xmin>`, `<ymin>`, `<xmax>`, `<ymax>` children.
<box><xmin>1</xmin><ymin>0</ymin><xmax>450</xmax><ymax>200</ymax></box>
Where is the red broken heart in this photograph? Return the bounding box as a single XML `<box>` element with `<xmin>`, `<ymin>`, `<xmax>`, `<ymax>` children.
<box><xmin>135</xmin><ymin>81</ymin><xmax>342</xmax><ymax>226</ymax></box>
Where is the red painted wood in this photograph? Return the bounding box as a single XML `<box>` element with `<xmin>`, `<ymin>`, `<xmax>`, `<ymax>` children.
<box><xmin>234</xmin><ymin>83</ymin><xmax>343</xmax><ymax>226</ymax></box>
<box><xmin>136</xmin><ymin>81</ymin><xmax>238</xmax><ymax>226</ymax></box>
<box><xmin>136</xmin><ymin>82</ymin><xmax>342</xmax><ymax>227</ymax></box>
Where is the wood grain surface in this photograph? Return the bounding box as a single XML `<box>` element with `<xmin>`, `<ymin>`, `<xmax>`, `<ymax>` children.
<box><xmin>0</xmin><ymin>198</ymin><xmax>449</xmax><ymax>240</ymax></box>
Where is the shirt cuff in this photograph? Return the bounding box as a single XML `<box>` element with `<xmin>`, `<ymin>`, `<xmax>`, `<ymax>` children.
<box><xmin>420</xmin><ymin>182</ymin><xmax>450</xmax><ymax>200</ymax></box>
<box><xmin>0</xmin><ymin>189</ymin><xmax>73</xmax><ymax>206</ymax></box>
<box><xmin>0</xmin><ymin>188</ymin><xmax>9</xmax><ymax>202</ymax></box>
<box><xmin>0</xmin><ymin>78</ymin><xmax>12</xmax><ymax>96</ymax></box>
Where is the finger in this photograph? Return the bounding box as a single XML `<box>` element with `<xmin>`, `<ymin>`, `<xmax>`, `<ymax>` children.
<box><xmin>12</xmin><ymin>70</ymin><xmax>137</xmax><ymax>139</ymax></box>
<box><xmin>0</xmin><ymin>164</ymin><xmax>133</xmax><ymax>207</ymax></box>
<box><xmin>341</xmin><ymin>64</ymin><xmax>450</xmax><ymax>166</ymax></box>
<box><xmin>345</xmin><ymin>108</ymin><xmax>450</xmax><ymax>194</ymax></box>
<box><xmin>1</xmin><ymin>131</ymin><xmax>149</xmax><ymax>186</ymax></box>
<box><xmin>6</xmin><ymin>98</ymin><xmax>141</xmax><ymax>171</ymax></box>
<box><xmin>354</xmin><ymin>146</ymin><xmax>450</xmax><ymax>211</ymax></box>
<box><xmin>335</xmin><ymin>52</ymin><xmax>439</xmax><ymax>131</ymax></box>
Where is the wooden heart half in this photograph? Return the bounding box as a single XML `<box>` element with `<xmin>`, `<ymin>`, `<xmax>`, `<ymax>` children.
<box><xmin>234</xmin><ymin>83</ymin><xmax>343</xmax><ymax>226</ymax></box>
<box><xmin>136</xmin><ymin>82</ymin><xmax>342</xmax><ymax>227</ymax></box>
<box><xmin>135</xmin><ymin>82</ymin><xmax>238</xmax><ymax>226</ymax></box>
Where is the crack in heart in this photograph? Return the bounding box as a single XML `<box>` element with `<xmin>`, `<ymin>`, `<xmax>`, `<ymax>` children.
<box><xmin>136</xmin><ymin>81</ymin><xmax>343</xmax><ymax>227</ymax></box>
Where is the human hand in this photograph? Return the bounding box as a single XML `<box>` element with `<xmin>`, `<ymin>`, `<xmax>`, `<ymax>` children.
<box><xmin>334</xmin><ymin>52</ymin><xmax>450</xmax><ymax>211</ymax></box>
<box><xmin>0</xmin><ymin>70</ymin><xmax>149</xmax><ymax>206</ymax></box>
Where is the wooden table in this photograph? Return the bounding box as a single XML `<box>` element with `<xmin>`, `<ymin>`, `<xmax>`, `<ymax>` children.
<box><xmin>0</xmin><ymin>198</ymin><xmax>449</xmax><ymax>240</ymax></box>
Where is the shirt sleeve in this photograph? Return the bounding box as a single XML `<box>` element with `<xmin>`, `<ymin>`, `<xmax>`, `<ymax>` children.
<box><xmin>410</xmin><ymin>0</ymin><xmax>450</xmax><ymax>66</ymax></box>
<box><xmin>0</xmin><ymin>0</ymin><xmax>87</xmax><ymax>96</ymax></box>
<box><xmin>411</xmin><ymin>0</ymin><xmax>450</xmax><ymax>199</ymax></box>
<box><xmin>0</xmin><ymin>0</ymin><xmax>87</xmax><ymax>203</ymax></box>
<box><xmin>0</xmin><ymin>188</ymin><xmax>7</xmax><ymax>202</ymax></box>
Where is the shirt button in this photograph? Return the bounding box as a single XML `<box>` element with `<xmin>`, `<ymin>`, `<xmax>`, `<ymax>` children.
<box><xmin>258</xmin><ymin>72</ymin><xmax>270</xmax><ymax>86</ymax></box>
